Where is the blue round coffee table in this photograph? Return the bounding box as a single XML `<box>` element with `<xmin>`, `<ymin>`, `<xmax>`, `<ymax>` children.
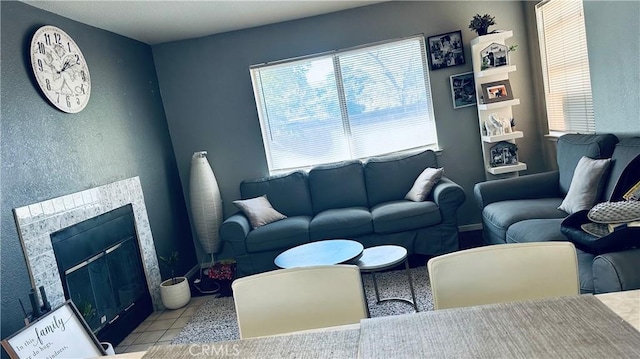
<box><xmin>274</xmin><ymin>239</ymin><xmax>364</xmax><ymax>268</ymax></box>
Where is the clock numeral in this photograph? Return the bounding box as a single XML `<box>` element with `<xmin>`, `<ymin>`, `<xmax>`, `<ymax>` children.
<box><xmin>44</xmin><ymin>33</ymin><xmax>51</xmax><ymax>46</ymax></box>
<box><xmin>37</xmin><ymin>42</ymin><xmax>46</xmax><ymax>55</ymax></box>
<box><xmin>56</xmin><ymin>93</ymin><xmax>60</xmax><ymax>103</ymax></box>
<box><xmin>80</xmin><ymin>84</ymin><xmax>85</xmax><ymax>94</ymax></box>
<box><xmin>68</xmin><ymin>42</ymin><xmax>72</xmax><ymax>53</ymax></box>
<box><xmin>45</xmin><ymin>79</ymin><xmax>51</xmax><ymax>91</ymax></box>
<box><xmin>54</xmin><ymin>33</ymin><xmax>61</xmax><ymax>44</ymax></box>
<box><xmin>37</xmin><ymin>59</ymin><xmax>43</xmax><ymax>72</ymax></box>
<box><xmin>76</xmin><ymin>97</ymin><xmax>81</xmax><ymax>105</ymax></box>
<box><xmin>81</xmin><ymin>71</ymin><xmax>86</xmax><ymax>82</ymax></box>
<box><xmin>75</xmin><ymin>54</ymin><xmax>80</xmax><ymax>65</ymax></box>
<box><xmin>66</xmin><ymin>96</ymin><xmax>71</xmax><ymax>108</ymax></box>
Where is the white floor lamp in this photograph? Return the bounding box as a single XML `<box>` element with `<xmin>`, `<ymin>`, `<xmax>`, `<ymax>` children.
<box><xmin>189</xmin><ymin>151</ymin><xmax>223</xmax><ymax>293</ymax></box>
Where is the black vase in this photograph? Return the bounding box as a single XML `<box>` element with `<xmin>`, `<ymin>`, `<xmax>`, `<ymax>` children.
<box><xmin>477</xmin><ymin>28</ymin><xmax>488</xmax><ymax>36</ymax></box>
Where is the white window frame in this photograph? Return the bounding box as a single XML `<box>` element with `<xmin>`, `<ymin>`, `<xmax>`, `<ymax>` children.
<box><xmin>250</xmin><ymin>35</ymin><xmax>439</xmax><ymax>174</ymax></box>
<box><xmin>536</xmin><ymin>0</ymin><xmax>595</xmax><ymax>136</ymax></box>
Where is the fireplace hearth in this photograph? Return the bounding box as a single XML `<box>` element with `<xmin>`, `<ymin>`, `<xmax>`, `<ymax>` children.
<box><xmin>13</xmin><ymin>177</ymin><xmax>162</xmax><ymax>344</ymax></box>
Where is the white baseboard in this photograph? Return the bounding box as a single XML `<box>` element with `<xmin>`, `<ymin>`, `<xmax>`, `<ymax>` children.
<box><xmin>459</xmin><ymin>223</ymin><xmax>482</xmax><ymax>232</ymax></box>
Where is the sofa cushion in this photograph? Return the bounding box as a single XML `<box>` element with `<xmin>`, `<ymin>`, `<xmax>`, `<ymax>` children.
<box><xmin>308</xmin><ymin>161</ymin><xmax>368</xmax><ymax>214</ymax></box>
<box><xmin>364</xmin><ymin>149</ymin><xmax>438</xmax><ymax>207</ymax></box>
<box><xmin>309</xmin><ymin>207</ymin><xmax>372</xmax><ymax>241</ymax></box>
<box><xmin>240</xmin><ymin>171</ymin><xmax>313</xmax><ymax>217</ymax></box>
<box><xmin>245</xmin><ymin>216</ymin><xmax>311</xmax><ymax>253</ymax></box>
<box><xmin>603</xmin><ymin>137</ymin><xmax>640</xmax><ymax>200</ymax></box>
<box><xmin>576</xmin><ymin>249</ymin><xmax>595</xmax><ymax>294</ymax></box>
<box><xmin>482</xmin><ymin>198</ymin><xmax>567</xmax><ymax>243</ymax></box>
<box><xmin>556</xmin><ymin>134</ymin><xmax>617</xmax><ymax>196</ymax></box>
<box><xmin>506</xmin><ymin>218</ymin><xmax>567</xmax><ymax>244</ymax></box>
<box><xmin>233</xmin><ymin>195</ymin><xmax>287</xmax><ymax>229</ymax></box>
<box><xmin>405</xmin><ymin>167</ymin><xmax>444</xmax><ymax>202</ymax></box>
<box><xmin>557</xmin><ymin>156</ymin><xmax>611</xmax><ymax>214</ymax></box>
<box><xmin>371</xmin><ymin>200</ymin><xmax>441</xmax><ymax>234</ymax></box>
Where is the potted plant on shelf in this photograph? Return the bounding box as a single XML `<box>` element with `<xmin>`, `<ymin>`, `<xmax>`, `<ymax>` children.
<box><xmin>159</xmin><ymin>251</ymin><xmax>191</xmax><ymax>309</ymax></box>
<box><xmin>469</xmin><ymin>13</ymin><xmax>496</xmax><ymax>36</ymax></box>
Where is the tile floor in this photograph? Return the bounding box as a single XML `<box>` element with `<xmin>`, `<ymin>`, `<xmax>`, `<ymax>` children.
<box><xmin>115</xmin><ymin>295</ymin><xmax>216</xmax><ymax>354</ymax></box>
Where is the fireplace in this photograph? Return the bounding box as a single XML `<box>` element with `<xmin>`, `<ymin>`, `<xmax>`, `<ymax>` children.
<box><xmin>50</xmin><ymin>204</ymin><xmax>152</xmax><ymax>344</ymax></box>
<box><xmin>13</xmin><ymin>177</ymin><xmax>162</xmax><ymax>345</ymax></box>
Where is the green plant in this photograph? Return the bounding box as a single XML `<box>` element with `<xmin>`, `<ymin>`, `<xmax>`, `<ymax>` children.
<box><xmin>469</xmin><ymin>14</ymin><xmax>496</xmax><ymax>36</ymax></box>
<box><xmin>159</xmin><ymin>251</ymin><xmax>180</xmax><ymax>285</ymax></box>
<box><xmin>74</xmin><ymin>296</ymin><xmax>96</xmax><ymax>321</ymax></box>
<box><xmin>509</xmin><ymin>44</ymin><xmax>519</xmax><ymax>52</ymax></box>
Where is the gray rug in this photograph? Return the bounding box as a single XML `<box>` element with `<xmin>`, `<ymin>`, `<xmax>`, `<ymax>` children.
<box><xmin>172</xmin><ymin>266</ymin><xmax>433</xmax><ymax>344</ymax></box>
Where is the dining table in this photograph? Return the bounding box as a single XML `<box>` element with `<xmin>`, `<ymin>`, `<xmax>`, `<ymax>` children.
<box><xmin>115</xmin><ymin>289</ymin><xmax>640</xmax><ymax>358</ymax></box>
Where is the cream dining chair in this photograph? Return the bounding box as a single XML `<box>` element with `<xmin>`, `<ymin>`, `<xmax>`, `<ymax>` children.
<box><xmin>427</xmin><ymin>242</ymin><xmax>580</xmax><ymax>310</ymax></box>
<box><xmin>231</xmin><ymin>265</ymin><xmax>368</xmax><ymax>339</ymax></box>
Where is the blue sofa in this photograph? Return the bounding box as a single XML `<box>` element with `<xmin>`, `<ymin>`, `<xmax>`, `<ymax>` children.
<box><xmin>220</xmin><ymin>149</ymin><xmax>466</xmax><ymax>277</ymax></box>
<box><xmin>474</xmin><ymin>134</ymin><xmax>640</xmax><ymax>293</ymax></box>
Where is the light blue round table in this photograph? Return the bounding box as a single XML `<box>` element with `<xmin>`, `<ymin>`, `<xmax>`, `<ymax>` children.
<box><xmin>274</xmin><ymin>239</ymin><xmax>364</xmax><ymax>268</ymax></box>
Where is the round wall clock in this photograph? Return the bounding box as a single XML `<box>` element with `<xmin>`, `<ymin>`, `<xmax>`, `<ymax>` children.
<box><xmin>30</xmin><ymin>25</ymin><xmax>91</xmax><ymax>113</ymax></box>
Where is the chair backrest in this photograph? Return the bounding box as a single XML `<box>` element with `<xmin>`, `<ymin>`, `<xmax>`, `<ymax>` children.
<box><xmin>231</xmin><ymin>265</ymin><xmax>367</xmax><ymax>338</ymax></box>
<box><xmin>427</xmin><ymin>242</ymin><xmax>580</xmax><ymax>310</ymax></box>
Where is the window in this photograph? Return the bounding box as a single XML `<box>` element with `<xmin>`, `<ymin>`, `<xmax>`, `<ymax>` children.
<box><xmin>250</xmin><ymin>36</ymin><xmax>438</xmax><ymax>173</ymax></box>
<box><xmin>536</xmin><ymin>0</ymin><xmax>594</xmax><ymax>134</ymax></box>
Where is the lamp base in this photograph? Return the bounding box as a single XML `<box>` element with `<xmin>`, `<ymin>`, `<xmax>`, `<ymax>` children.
<box><xmin>193</xmin><ymin>278</ymin><xmax>220</xmax><ymax>295</ymax></box>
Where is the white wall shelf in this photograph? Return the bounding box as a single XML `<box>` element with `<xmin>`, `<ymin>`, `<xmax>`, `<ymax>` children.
<box><xmin>470</xmin><ymin>30</ymin><xmax>514</xmax><ymax>46</ymax></box>
<box><xmin>482</xmin><ymin>131</ymin><xmax>524</xmax><ymax>143</ymax></box>
<box><xmin>472</xmin><ymin>29</ymin><xmax>525</xmax><ymax>180</ymax></box>
<box><xmin>478</xmin><ymin>99</ymin><xmax>520</xmax><ymax>111</ymax></box>
<box><xmin>475</xmin><ymin>65</ymin><xmax>517</xmax><ymax>78</ymax></box>
<box><xmin>487</xmin><ymin>162</ymin><xmax>528</xmax><ymax>175</ymax></box>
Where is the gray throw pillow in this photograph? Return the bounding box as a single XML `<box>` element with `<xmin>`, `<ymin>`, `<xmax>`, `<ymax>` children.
<box><xmin>405</xmin><ymin>167</ymin><xmax>444</xmax><ymax>202</ymax></box>
<box><xmin>233</xmin><ymin>195</ymin><xmax>287</xmax><ymax>229</ymax></box>
<box><xmin>558</xmin><ymin>156</ymin><xmax>611</xmax><ymax>214</ymax></box>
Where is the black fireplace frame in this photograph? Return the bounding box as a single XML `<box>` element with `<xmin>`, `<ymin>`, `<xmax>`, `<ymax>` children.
<box><xmin>50</xmin><ymin>204</ymin><xmax>152</xmax><ymax>345</ymax></box>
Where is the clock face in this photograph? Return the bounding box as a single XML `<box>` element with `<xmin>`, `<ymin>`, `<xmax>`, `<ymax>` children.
<box><xmin>30</xmin><ymin>25</ymin><xmax>91</xmax><ymax>113</ymax></box>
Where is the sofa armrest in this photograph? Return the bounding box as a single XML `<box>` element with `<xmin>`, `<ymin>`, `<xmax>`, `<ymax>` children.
<box><xmin>592</xmin><ymin>248</ymin><xmax>640</xmax><ymax>293</ymax></box>
<box><xmin>473</xmin><ymin>171</ymin><xmax>561</xmax><ymax>209</ymax></box>
<box><xmin>219</xmin><ymin>213</ymin><xmax>251</xmax><ymax>256</ymax></box>
<box><xmin>431</xmin><ymin>177</ymin><xmax>465</xmax><ymax>215</ymax></box>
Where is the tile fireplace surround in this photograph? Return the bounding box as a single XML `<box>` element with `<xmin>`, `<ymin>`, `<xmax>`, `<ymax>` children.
<box><xmin>13</xmin><ymin>177</ymin><xmax>163</xmax><ymax>311</ymax></box>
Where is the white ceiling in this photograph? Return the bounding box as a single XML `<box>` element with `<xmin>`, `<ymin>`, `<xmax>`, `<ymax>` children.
<box><xmin>23</xmin><ymin>0</ymin><xmax>385</xmax><ymax>45</ymax></box>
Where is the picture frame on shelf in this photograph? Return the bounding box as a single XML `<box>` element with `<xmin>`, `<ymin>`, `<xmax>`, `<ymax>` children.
<box><xmin>449</xmin><ymin>72</ymin><xmax>477</xmax><ymax>109</ymax></box>
<box><xmin>427</xmin><ymin>30</ymin><xmax>465</xmax><ymax>70</ymax></box>
<box><xmin>480</xmin><ymin>79</ymin><xmax>514</xmax><ymax>103</ymax></box>
<box><xmin>489</xmin><ymin>141</ymin><xmax>519</xmax><ymax>167</ymax></box>
<box><xmin>1</xmin><ymin>300</ymin><xmax>106</xmax><ymax>359</ymax></box>
<box><xmin>480</xmin><ymin>42</ymin><xmax>509</xmax><ymax>70</ymax></box>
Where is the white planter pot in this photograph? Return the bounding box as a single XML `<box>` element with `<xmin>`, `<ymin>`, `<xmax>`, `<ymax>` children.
<box><xmin>160</xmin><ymin>277</ymin><xmax>191</xmax><ymax>310</ymax></box>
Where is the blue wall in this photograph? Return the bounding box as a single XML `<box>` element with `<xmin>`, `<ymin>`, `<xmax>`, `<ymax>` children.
<box><xmin>0</xmin><ymin>1</ymin><xmax>195</xmax><ymax>342</ymax></box>
<box><xmin>584</xmin><ymin>0</ymin><xmax>640</xmax><ymax>135</ymax></box>
<box><xmin>152</xmin><ymin>1</ymin><xmax>540</xmax><ymax>244</ymax></box>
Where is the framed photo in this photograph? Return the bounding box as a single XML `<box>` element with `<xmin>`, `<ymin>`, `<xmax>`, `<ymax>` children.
<box><xmin>449</xmin><ymin>72</ymin><xmax>477</xmax><ymax>109</ymax></box>
<box><xmin>480</xmin><ymin>42</ymin><xmax>509</xmax><ymax>70</ymax></box>
<box><xmin>489</xmin><ymin>141</ymin><xmax>519</xmax><ymax>167</ymax></box>
<box><xmin>480</xmin><ymin>79</ymin><xmax>514</xmax><ymax>103</ymax></box>
<box><xmin>1</xmin><ymin>300</ymin><xmax>106</xmax><ymax>359</ymax></box>
<box><xmin>427</xmin><ymin>30</ymin><xmax>465</xmax><ymax>70</ymax></box>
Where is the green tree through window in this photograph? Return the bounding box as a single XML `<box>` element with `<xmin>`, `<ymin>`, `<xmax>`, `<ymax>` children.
<box><xmin>251</xmin><ymin>36</ymin><xmax>438</xmax><ymax>173</ymax></box>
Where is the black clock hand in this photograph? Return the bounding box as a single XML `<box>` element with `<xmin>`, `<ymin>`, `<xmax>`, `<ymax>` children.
<box><xmin>58</xmin><ymin>60</ymin><xmax>71</xmax><ymax>74</ymax></box>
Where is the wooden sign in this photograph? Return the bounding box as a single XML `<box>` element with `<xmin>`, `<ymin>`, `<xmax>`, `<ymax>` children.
<box><xmin>1</xmin><ymin>300</ymin><xmax>105</xmax><ymax>359</ymax></box>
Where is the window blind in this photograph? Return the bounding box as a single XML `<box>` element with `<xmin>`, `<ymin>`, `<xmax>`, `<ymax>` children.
<box><xmin>251</xmin><ymin>36</ymin><xmax>438</xmax><ymax>173</ymax></box>
<box><xmin>536</xmin><ymin>0</ymin><xmax>594</xmax><ymax>134</ymax></box>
